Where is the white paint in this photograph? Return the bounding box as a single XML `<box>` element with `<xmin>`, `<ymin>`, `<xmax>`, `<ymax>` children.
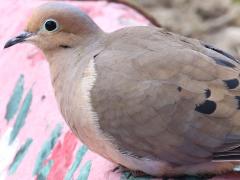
<box><xmin>0</xmin><ymin>128</ymin><xmax>19</xmax><ymax>179</ymax></box>
<box><xmin>0</xmin><ymin>171</ymin><xmax>6</xmax><ymax>180</ymax></box>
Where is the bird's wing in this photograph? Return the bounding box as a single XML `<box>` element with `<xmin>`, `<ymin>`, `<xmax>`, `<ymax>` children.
<box><xmin>91</xmin><ymin>27</ymin><xmax>240</xmax><ymax>165</ymax></box>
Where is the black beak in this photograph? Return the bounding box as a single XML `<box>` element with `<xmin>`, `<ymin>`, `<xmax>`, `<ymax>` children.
<box><xmin>4</xmin><ymin>32</ymin><xmax>33</xmax><ymax>49</ymax></box>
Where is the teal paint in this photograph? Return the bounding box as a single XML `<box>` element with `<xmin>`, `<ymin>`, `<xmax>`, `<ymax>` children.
<box><xmin>5</xmin><ymin>74</ymin><xmax>24</xmax><ymax>121</ymax></box>
<box><xmin>9</xmin><ymin>89</ymin><xmax>32</xmax><ymax>145</ymax></box>
<box><xmin>64</xmin><ymin>145</ymin><xmax>88</xmax><ymax>180</ymax></box>
<box><xmin>8</xmin><ymin>138</ymin><xmax>33</xmax><ymax>175</ymax></box>
<box><xmin>37</xmin><ymin>160</ymin><xmax>54</xmax><ymax>180</ymax></box>
<box><xmin>121</xmin><ymin>172</ymin><xmax>152</xmax><ymax>180</ymax></box>
<box><xmin>33</xmin><ymin>124</ymin><xmax>62</xmax><ymax>176</ymax></box>
<box><xmin>77</xmin><ymin>160</ymin><xmax>92</xmax><ymax>180</ymax></box>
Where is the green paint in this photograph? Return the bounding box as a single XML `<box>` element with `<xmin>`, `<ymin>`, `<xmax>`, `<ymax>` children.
<box><xmin>121</xmin><ymin>172</ymin><xmax>152</xmax><ymax>180</ymax></box>
<box><xmin>9</xmin><ymin>89</ymin><xmax>32</xmax><ymax>145</ymax></box>
<box><xmin>77</xmin><ymin>160</ymin><xmax>92</xmax><ymax>180</ymax></box>
<box><xmin>33</xmin><ymin>124</ymin><xmax>62</xmax><ymax>176</ymax></box>
<box><xmin>37</xmin><ymin>160</ymin><xmax>54</xmax><ymax>180</ymax></box>
<box><xmin>8</xmin><ymin>138</ymin><xmax>33</xmax><ymax>175</ymax></box>
<box><xmin>5</xmin><ymin>74</ymin><xmax>24</xmax><ymax>121</ymax></box>
<box><xmin>64</xmin><ymin>145</ymin><xmax>88</xmax><ymax>180</ymax></box>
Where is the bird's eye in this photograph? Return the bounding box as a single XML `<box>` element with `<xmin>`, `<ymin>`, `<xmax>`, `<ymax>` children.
<box><xmin>44</xmin><ymin>19</ymin><xmax>59</xmax><ymax>32</ymax></box>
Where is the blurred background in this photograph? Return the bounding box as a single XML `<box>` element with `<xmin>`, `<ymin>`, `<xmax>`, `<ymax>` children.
<box><xmin>103</xmin><ymin>0</ymin><xmax>240</xmax><ymax>58</ymax></box>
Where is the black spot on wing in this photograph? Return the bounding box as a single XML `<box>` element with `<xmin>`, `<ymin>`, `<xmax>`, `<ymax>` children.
<box><xmin>235</xmin><ymin>96</ymin><xmax>240</xmax><ymax>109</ymax></box>
<box><xmin>213</xmin><ymin>58</ymin><xmax>236</xmax><ymax>68</ymax></box>
<box><xmin>213</xmin><ymin>153</ymin><xmax>240</xmax><ymax>161</ymax></box>
<box><xmin>223</xmin><ymin>79</ymin><xmax>239</xmax><ymax>89</ymax></box>
<box><xmin>195</xmin><ymin>100</ymin><xmax>216</xmax><ymax>114</ymax></box>
<box><xmin>177</xmin><ymin>86</ymin><xmax>182</xmax><ymax>92</ymax></box>
<box><xmin>203</xmin><ymin>44</ymin><xmax>238</xmax><ymax>63</ymax></box>
<box><xmin>93</xmin><ymin>52</ymin><xmax>101</xmax><ymax>59</ymax></box>
<box><xmin>205</xmin><ymin>89</ymin><xmax>211</xmax><ymax>98</ymax></box>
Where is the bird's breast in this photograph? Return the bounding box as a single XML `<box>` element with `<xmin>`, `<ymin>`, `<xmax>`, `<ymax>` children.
<box><xmin>52</xmin><ymin>57</ymin><xmax>126</xmax><ymax>164</ymax></box>
<box><xmin>50</xmin><ymin>55</ymin><xmax>164</xmax><ymax>173</ymax></box>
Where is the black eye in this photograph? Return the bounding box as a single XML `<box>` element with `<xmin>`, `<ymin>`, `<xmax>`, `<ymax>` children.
<box><xmin>44</xmin><ymin>19</ymin><xmax>58</xmax><ymax>31</ymax></box>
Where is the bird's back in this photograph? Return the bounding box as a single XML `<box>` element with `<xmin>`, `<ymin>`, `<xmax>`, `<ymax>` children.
<box><xmin>89</xmin><ymin>26</ymin><xmax>240</xmax><ymax>165</ymax></box>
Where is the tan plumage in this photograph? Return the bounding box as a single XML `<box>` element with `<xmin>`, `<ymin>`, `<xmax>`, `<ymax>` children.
<box><xmin>4</xmin><ymin>2</ymin><xmax>240</xmax><ymax>177</ymax></box>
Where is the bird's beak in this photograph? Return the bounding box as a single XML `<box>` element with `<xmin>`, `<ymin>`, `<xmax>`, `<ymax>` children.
<box><xmin>4</xmin><ymin>32</ymin><xmax>34</xmax><ymax>49</ymax></box>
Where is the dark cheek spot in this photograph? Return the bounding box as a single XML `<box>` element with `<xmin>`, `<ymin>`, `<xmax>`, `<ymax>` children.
<box><xmin>195</xmin><ymin>100</ymin><xmax>217</xmax><ymax>114</ymax></box>
<box><xmin>223</xmin><ymin>79</ymin><xmax>239</xmax><ymax>89</ymax></box>
<box><xmin>59</xmin><ymin>45</ymin><xmax>71</xmax><ymax>48</ymax></box>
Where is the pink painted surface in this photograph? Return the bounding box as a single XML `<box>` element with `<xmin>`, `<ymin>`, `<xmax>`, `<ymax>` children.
<box><xmin>0</xmin><ymin>1</ymin><xmax>150</xmax><ymax>180</ymax></box>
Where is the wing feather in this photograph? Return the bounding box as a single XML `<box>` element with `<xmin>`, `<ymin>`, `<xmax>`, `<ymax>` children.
<box><xmin>92</xmin><ymin>27</ymin><xmax>240</xmax><ymax>165</ymax></box>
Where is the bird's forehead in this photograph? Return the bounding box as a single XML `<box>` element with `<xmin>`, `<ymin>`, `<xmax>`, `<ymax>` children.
<box><xmin>25</xmin><ymin>2</ymin><xmax>85</xmax><ymax>33</ymax></box>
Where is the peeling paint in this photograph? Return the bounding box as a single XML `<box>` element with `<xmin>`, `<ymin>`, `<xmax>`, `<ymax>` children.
<box><xmin>77</xmin><ymin>160</ymin><xmax>92</xmax><ymax>180</ymax></box>
<box><xmin>33</xmin><ymin>124</ymin><xmax>62</xmax><ymax>176</ymax></box>
<box><xmin>64</xmin><ymin>145</ymin><xmax>88</xmax><ymax>180</ymax></box>
<box><xmin>9</xmin><ymin>89</ymin><xmax>32</xmax><ymax>145</ymax></box>
<box><xmin>5</xmin><ymin>75</ymin><xmax>24</xmax><ymax>121</ymax></box>
<box><xmin>37</xmin><ymin>160</ymin><xmax>54</xmax><ymax>180</ymax></box>
<box><xmin>8</xmin><ymin>138</ymin><xmax>33</xmax><ymax>175</ymax></box>
<box><xmin>0</xmin><ymin>128</ymin><xmax>19</xmax><ymax>179</ymax></box>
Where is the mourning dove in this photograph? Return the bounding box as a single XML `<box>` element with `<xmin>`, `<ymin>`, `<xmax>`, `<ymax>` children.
<box><xmin>4</xmin><ymin>2</ymin><xmax>240</xmax><ymax>177</ymax></box>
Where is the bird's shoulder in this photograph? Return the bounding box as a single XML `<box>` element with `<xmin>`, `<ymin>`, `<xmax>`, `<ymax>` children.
<box><xmin>95</xmin><ymin>26</ymin><xmax>239</xmax><ymax>82</ymax></box>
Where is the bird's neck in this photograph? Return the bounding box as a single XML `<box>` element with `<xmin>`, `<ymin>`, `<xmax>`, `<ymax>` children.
<box><xmin>44</xmin><ymin>33</ymin><xmax>105</xmax><ymax>83</ymax></box>
<box><xmin>46</xmin><ymin>48</ymin><xmax>77</xmax><ymax>105</ymax></box>
<box><xmin>44</xmin><ymin>35</ymin><xmax>105</xmax><ymax>113</ymax></box>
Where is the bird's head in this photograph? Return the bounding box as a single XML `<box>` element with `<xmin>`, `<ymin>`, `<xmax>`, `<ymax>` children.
<box><xmin>4</xmin><ymin>2</ymin><xmax>103</xmax><ymax>52</ymax></box>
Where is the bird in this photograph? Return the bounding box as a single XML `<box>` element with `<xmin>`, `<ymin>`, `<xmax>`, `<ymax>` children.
<box><xmin>4</xmin><ymin>2</ymin><xmax>240</xmax><ymax>177</ymax></box>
